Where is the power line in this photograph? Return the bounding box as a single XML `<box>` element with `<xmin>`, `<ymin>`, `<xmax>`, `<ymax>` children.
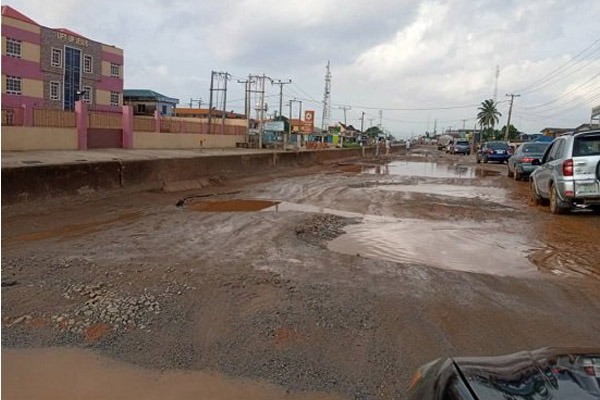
<box><xmin>523</xmin><ymin>72</ymin><xmax>600</xmax><ymax>110</ymax></box>
<box><xmin>516</xmin><ymin>38</ymin><xmax>600</xmax><ymax>93</ymax></box>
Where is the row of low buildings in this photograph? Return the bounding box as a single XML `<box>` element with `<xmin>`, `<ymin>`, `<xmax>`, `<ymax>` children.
<box><xmin>1</xmin><ymin>5</ymin><xmax>322</xmax><ymax>151</ymax></box>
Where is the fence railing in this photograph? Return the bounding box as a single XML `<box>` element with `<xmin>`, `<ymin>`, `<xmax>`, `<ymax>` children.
<box><xmin>89</xmin><ymin>109</ymin><xmax>122</xmax><ymax>129</ymax></box>
<box><xmin>33</xmin><ymin>108</ymin><xmax>76</xmax><ymax>128</ymax></box>
<box><xmin>1</xmin><ymin>107</ymin><xmax>24</xmax><ymax>126</ymax></box>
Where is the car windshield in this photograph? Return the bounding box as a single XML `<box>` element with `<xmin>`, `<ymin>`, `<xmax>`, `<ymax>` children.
<box><xmin>520</xmin><ymin>143</ymin><xmax>549</xmax><ymax>154</ymax></box>
<box><xmin>487</xmin><ymin>142</ymin><xmax>508</xmax><ymax>149</ymax></box>
<box><xmin>573</xmin><ymin>134</ymin><xmax>600</xmax><ymax>156</ymax></box>
<box><xmin>456</xmin><ymin>141</ymin><xmax>469</xmax><ymax>145</ymax></box>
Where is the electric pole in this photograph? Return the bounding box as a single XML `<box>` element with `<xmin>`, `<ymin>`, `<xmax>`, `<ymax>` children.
<box><xmin>504</xmin><ymin>93</ymin><xmax>520</xmax><ymax>141</ymax></box>
<box><xmin>321</xmin><ymin>61</ymin><xmax>332</xmax><ymax>132</ymax></box>
<box><xmin>378</xmin><ymin>109</ymin><xmax>383</xmax><ymax>129</ymax></box>
<box><xmin>270</xmin><ymin>78</ymin><xmax>292</xmax><ymax>120</ymax></box>
<box><xmin>207</xmin><ymin>71</ymin><xmax>230</xmax><ymax>135</ymax></box>
<box><xmin>189</xmin><ymin>97</ymin><xmax>202</xmax><ymax>108</ymax></box>
<box><xmin>338</xmin><ymin>105</ymin><xmax>351</xmax><ymax>126</ymax></box>
<box><xmin>237</xmin><ymin>77</ymin><xmax>252</xmax><ymax>144</ymax></box>
<box><xmin>360</xmin><ymin>111</ymin><xmax>365</xmax><ymax>133</ymax></box>
<box><xmin>493</xmin><ymin>66</ymin><xmax>500</xmax><ymax>103</ymax></box>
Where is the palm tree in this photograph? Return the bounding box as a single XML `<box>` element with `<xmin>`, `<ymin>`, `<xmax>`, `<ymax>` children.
<box><xmin>477</xmin><ymin>99</ymin><xmax>502</xmax><ymax>140</ymax></box>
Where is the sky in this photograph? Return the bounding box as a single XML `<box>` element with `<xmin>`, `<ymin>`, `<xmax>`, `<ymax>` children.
<box><xmin>7</xmin><ymin>0</ymin><xmax>600</xmax><ymax>138</ymax></box>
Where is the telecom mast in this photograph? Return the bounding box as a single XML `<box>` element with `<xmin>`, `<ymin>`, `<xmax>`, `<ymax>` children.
<box><xmin>321</xmin><ymin>61</ymin><xmax>332</xmax><ymax>132</ymax></box>
<box><xmin>493</xmin><ymin>65</ymin><xmax>500</xmax><ymax>102</ymax></box>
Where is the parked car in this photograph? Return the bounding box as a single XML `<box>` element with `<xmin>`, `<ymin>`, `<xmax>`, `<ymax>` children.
<box><xmin>451</xmin><ymin>139</ymin><xmax>471</xmax><ymax>155</ymax></box>
<box><xmin>507</xmin><ymin>141</ymin><xmax>550</xmax><ymax>180</ymax></box>
<box><xmin>530</xmin><ymin>129</ymin><xmax>600</xmax><ymax>214</ymax></box>
<box><xmin>476</xmin><ymin>141</ymin><xmax>512</xmax><ymax>163</ymax></box>
<box><xmin>408</xmin><ymin>347</ymin><xmax>600</xmax><ymax>400</ymax></box>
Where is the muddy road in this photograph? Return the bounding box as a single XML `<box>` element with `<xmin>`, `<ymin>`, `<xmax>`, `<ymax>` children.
<box><xmin>2</xmin><ymin>146</ymin><xmax>600</xmax><ymax>399</ymax></box>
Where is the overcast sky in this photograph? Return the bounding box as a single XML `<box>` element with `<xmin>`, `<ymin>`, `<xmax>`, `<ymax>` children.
<box><xmin>9</xmin><ymin>0</ymin><xmax>600</xmax><ymax>137</ymax></box>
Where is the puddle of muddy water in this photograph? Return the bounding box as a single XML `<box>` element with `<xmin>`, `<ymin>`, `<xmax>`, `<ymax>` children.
<box><xmin>377</xmin><ymin>184</ymin><xmax>507</xmax><ymax>203</ymax></box>
<box><xmin>363</xmin><ymin>161</ymin><xmax>500</xmax><ymax>178</ymax></box>
<box><xmin>187</xmin><ymin>199</ymin><xmax>279</xmax><ymax>212</ymax></box>
<box><xmin>363</xmin><ymin>161</ymin><xmax>475</xmax><ymax>178</ymax></box>
<box><xmin>2</xmin><ymin>348</ymin><xmax>342</xmax><ymax>400</ymax></box>
<box><xmin>328</xmin><ymin>219</ymin><xmax>538</xmax><ymax>276</ymax></box>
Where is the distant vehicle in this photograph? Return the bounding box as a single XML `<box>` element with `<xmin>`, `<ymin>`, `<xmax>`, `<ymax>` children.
<box><xmin>437</xmin><ymin>135</ymin><xmax>453</xmax><ymax>150</ymax></box>
<box><xmin>476</xmin><ymin>141</ymin><xmax>512</xmax><ymax>163</ymax></box>
<box><xmin>507</xmin><ymin>141</ymin><xmax>550</xmax><ymax>180</ymax></box>
<box><xmin>445</xmin><ymin>140</ymin><xmax>455</xmax><ymax>153</ymax></box>
<box><xmin>408</xmin><ymin>347</ymin><xmax>600</xmax><ymax>400</ymax></box>
<box><xmin>451</xmin><ymin>140</ymin><xmax>470</xmax><ymax>155</ymax></box>
<box><xmin>530</xmin><ymin>129</ymin><xmax>600</xmax><ymax>214</ymax></box>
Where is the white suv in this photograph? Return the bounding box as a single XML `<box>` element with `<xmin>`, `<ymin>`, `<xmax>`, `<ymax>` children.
<box><xmin>530</xmin><ymin>130</ymin><xmax>600</xmax><ymax>214</ymax></box>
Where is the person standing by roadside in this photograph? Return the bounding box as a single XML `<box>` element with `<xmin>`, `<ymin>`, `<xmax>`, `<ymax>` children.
<box><xmin>375</xmin><ymin>137</ymin><xmax>381</xmax><ymax>158</ymax></box>
<box><xmin>385</xmin><ymin>137</ymin><xmax>391</xmax><ymax>155</ymax></box>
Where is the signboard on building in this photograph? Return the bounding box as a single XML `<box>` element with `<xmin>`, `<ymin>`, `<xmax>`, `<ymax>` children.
<box><xmin>264</xmin><ymin>121</ymin><xmax>284</xmax><ymax>132</ymax></box>
<box><xmin>301</xmin><ymin>110</ymin><xmax>315</xmax><ymax>133</ymax></box>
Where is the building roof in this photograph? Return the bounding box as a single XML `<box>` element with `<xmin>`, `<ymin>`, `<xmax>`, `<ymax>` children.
<box><xmin>1</xmin><ymin>5</ymin><xmax>38</xmax><ymax>25</ymax></box>
<box><xmin>173</xmin><ymin>108</ymin><xmax>246</xmax><ymax>119</ymax></box>
<box><xmin>123</xmin><ymin>89</ymin><xmax>179</xmax><ymax>104</ymax></box>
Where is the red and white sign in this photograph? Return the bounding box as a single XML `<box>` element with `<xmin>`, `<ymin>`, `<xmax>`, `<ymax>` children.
<box><xmin>301</xmin><ymin>110</ymin><xmax>315</xmax><ymax>133</ymax></box>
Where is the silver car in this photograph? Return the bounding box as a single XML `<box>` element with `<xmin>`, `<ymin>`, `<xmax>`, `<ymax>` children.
<box><xmin>530</xmin><ymin>130</ymin><xmax>600</xmax><ymax>214</ymax></box>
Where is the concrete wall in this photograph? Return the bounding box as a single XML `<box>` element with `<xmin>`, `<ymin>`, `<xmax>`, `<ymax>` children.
<box><xmin>2</xmin><ymin>148</ymin><xmax>363</xmax><ymax>203</ymax></box>
<box><xmin>1</xmin><ymin>126</ymin><xmax>78</xmax><ymax>150</ymax></box>
<box><xmin>133</xmin><ymin>132</ymin><xmax>246</xmax><ymax>149</ymax></box>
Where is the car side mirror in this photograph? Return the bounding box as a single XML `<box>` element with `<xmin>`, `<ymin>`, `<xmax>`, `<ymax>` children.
<box><xmin>531</xmin><ymin>158</ymin><xmax>542</xmax><ymax>166</ymax></box>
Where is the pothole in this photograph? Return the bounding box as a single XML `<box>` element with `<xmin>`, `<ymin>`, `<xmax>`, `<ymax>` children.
<box><xmin>328</xmin><ymin>219</ymin><xmax>539</xmax><ymax>276</ymax></box>
<box><xmin>362</xmin><ymin>161</ymin><xmax>501</xmax><ymax>178</ymax></box>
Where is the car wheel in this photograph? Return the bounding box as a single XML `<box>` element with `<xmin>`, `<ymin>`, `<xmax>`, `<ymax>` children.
<box><xmin>483</xmin><ymin>156</ymin><xmax>488</xmax><ymax>163</ymax></box>
<box><xmin>476</xmin><ymin>155</ymin><xmax>481</xmax><ymax>164</ymax></box>
<box><xmin>514</xmin><ymin>169</ymin><xmax>521</xmax><ymax>181</ymax></box>
<box><xmin>530</xmin><ymin>179</ymin><xmax>544</xmax><ymax>206</ymax></box>
<box><xmin>550</xmin><ymin>183</ymin><xmax>569</xmax><ymax>214</ymax></box>
<box><xmin>507</xmin><ymin>165</ymin><xmax>514</xmax><ymax>178</ymax></box>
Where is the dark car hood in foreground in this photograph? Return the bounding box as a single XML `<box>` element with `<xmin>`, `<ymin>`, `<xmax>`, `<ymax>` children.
<box><xmin>409</xmin><ymin>347</ymin><xmax>600</xmax><ymax>399</ymax></box>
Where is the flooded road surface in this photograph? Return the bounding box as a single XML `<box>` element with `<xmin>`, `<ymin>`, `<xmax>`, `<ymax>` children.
<box><xmin>363</xmin><ymin>161</ymin><xmax>482</xmax><ymax>178</ymax></box>
<box><xmin>328</xmin><ymin>219</ymin><xmax>538</xmax><ymax>276</ymax></box>
<box><xmin>377</xmin><ymin>183</ymin><xmax>507</xmax><ymax>203</ymax></box>
<box><xmin>187</xmin><ymin>199</ymin><xmax>279</xmax><ymax>212</ymax></box>
<box><xmin>2</xmin><ymin>348</ymin><xmax>343</xmax><ymax>400</ymax></box>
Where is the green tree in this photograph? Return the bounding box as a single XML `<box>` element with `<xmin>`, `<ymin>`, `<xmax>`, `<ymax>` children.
<box><xmin>477</xmin><ymin>99</ymin><xmax>502</xmax><ymax>141</ymax></box>
<box><xmin>499</xmin><ymin>124</ymin><xmax>519</xmax><ymax>141</ymax></box>
<box><xmin>364</xmin><ymin>126</ymin><xmax>382</xmax><ymax>138</ymax></box>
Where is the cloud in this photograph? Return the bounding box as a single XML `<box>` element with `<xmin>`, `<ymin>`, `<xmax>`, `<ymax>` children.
<box><xmin>6</xmin><ymin>0</ymin><xmax>600</xmax><ymax>136</ymax></box>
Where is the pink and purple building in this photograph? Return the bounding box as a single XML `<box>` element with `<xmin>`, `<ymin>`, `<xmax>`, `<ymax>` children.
<box><xmin>1</xmin><ymin>5</ymin><xmax>123</xmax><ymax>112</ymax></box>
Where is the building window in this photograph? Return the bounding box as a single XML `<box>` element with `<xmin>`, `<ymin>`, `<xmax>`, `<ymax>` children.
<box><xmin>6</xmin><ymin>38</ymin><xmax>22</xmax><ymax>58</ymax></box>
<box><xmin>83</xmin><ymin>55</ymin><xmax>93</xmax><ymax>73</ymax></box>
<box><xmin>137</xmin><ymin>104</ymin><xmax>146</xmax><ymax>114</ymax></box>
<box><xmin>110</xmin><ymin>63</ymin><xmax>120</xmax><ymax>78</ymax></box>
<box><xmin>82</xmin><ymin>86</ymin><xmax>92</xmax><ymax>104</ymax></box>
<box><xmin>51</xmin><ymin>48</ymin><xmax>62</xmax><ymax>67</ymax></box>
<box><xmin>161</xmin><ymin>105</ymin><xmax>168</xmax><ymax>115</ymax></box>
<box><xmin>110</xmin><ymin>91</ymin><xmax>120</xmax><ymax>106</ymax></box>
<box><xmin>50</xmin><ymin>81</ymin><xmax>61</xmax><ymax>100</ymax></box>
<box><xmin>6</xmin><ymin>76</ymin><xmax>22</xmax><ymax>95</ymax></box>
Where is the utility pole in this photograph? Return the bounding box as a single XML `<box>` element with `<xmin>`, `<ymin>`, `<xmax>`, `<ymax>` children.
<box><xmin>433</xmin><ymin>118</ymin><xmax>437</xmax><ymax>135</ymax></box>
<box><xmin>504</xmin><ymin>93</ymin><xmax>521</xmax><ymax>141</ymax></box>
<box><xmin>271</xmin><ymin>78</ymin><xmax>292</xmax><ymax>149</ymax></box>
<box><xmin>207</xmin><ymin>71</ymin><xmax>230</xmax><ymax>135</ymax></box>
<box><xmin>189</xmin><ymin>97</ymin><xmax>202</xmax><ymax>108</ymax></box>
<box><xmin>321</xmin><ymin>61</ymin><xmax>332</xmax><ymax>132</ymax></box>
<box><xmin>237</xmin><ymin>77</ymin><xmax>252</xmax><ymax>144</ymax></box>
<box><xmin>360</xmin><ymin>111</ymin><xmax>365</xmax><ymax>133</ymax></box>
<box><xmin>338</xmin><ymin>105</ymin><xmax>351</xmax><ymax>148</ymax></box>
<box><xmin>378</xmin><ymin>109</ymin><xmax>383</xmax><ymax>129</ymax></box>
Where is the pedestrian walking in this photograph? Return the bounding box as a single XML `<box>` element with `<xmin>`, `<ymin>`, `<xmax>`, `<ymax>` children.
<box><xmin>375</xmin><ymin>138</ymin><xmax>381</xmax><ymax>158</ymax></box>
<box><xmin>385</xmin><ymin>138</ymin><xmax>391</xmax><ymax>155</ymax></box>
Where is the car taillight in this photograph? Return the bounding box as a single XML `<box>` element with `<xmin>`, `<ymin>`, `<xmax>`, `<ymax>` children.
<box><xmin>562</xmin><ymin>159</ymin><xmax>573</xmax><ymax>176</ymax></box>
<box><xmin>487</xmin><ymin>149</ymin><xmax>494</xmax><ymax>154</ymax></box>
<box><xmin>521</xmin><ymin>157</ymin><xmax>535</xmax><ymax>163</ymax></box>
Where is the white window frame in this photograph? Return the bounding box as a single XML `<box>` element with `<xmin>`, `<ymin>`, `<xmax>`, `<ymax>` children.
<box><xmin>82</xmin><ymin>86</ymin><xmax>92</xmax><ymax>104</ymax></box>
<box><xmin>110</xmin><ymin>63</ymin><xmax>120</xmax><ymax>78</ymax></box>
<box><xmin>50</xmin><ymin>81</ymin><xmax>61</xmax><ymax>100</ymax></box>
<box><xmin>6</xmin><ymin>76</ymin><xmax>22</xmax><ymax>95</ymax></box>
<box><xmin>51</xmin><ymin>48</ymin><xmax>62</xmax><ymax>67</ymax></box>
<box><xmin>110</xmin><ymin>91</ymin><xmax>120</xmax><ymax>106</ymax></box>
<box><xmin>83</xmin><ymin>55</ymin><xmax>93</xmax><ymax>73</ymax></box>
<box><xmin>6</xmin><ymin>38</ymin><xmax>22</xmax><ymax>58</ymax></box>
